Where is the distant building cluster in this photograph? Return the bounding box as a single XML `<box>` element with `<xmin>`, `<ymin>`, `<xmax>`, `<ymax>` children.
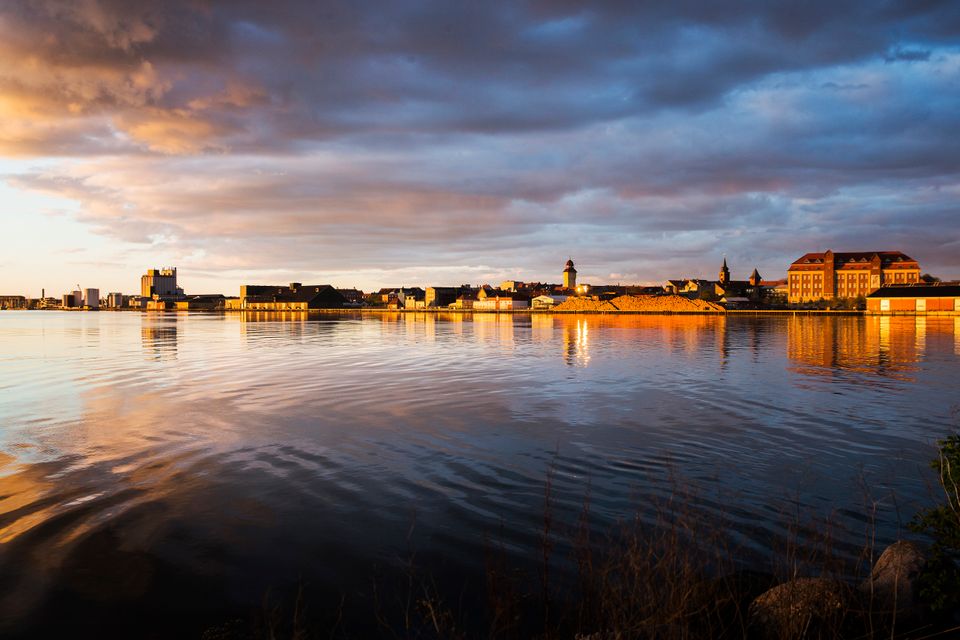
<box><xmin>663</xmin><ymin>258</ymin><xmax>788</xmax><ymax>307</ymax></box>
<box><xmin>3</xmin><ymin>249</ymin><xmax>958</xmax><ymax>314</ymax></box>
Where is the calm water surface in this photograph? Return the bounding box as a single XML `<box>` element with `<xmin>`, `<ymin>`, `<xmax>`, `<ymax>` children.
<box><xmin>0</xmin><ymin>311</ymin><xmax>958</xmax><ymax>636</ymax></box>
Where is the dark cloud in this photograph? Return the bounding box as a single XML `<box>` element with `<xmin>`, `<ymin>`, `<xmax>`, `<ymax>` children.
<box><xmin>2</xmin><ymin>0</ymin><xmax>960</xmax><ymax>288</ymax></box>
<box><xmin>885</xmin><ymin>47</ymin><xmax>933</xmax><ymax>62</ymax></box>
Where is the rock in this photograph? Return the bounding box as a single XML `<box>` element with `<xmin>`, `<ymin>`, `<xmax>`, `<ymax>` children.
<box><xmin>748</xmin><ymin>577</ymin><xmax>848</xmax><ymax>640</ymax></box>
<box><xmin>860</xmin><ymin>540</ymin><xmax>927</xmax><ymax>619</ymax></box>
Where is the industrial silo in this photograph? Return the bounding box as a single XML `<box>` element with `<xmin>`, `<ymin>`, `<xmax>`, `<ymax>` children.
<box><xmin>84</xmin><ymin>288</ymin><xmax>100</xmax><ymax>309</ymax></box>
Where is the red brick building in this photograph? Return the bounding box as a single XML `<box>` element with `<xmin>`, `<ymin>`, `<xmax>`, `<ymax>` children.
<box><xmin>787</xmin><ymin>250</ymin><xmax>920</xmax><ymax>303</ymax></box>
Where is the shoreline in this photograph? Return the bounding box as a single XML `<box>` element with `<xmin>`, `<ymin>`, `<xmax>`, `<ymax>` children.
<box><xmin>11</xmin><ymin>308</ymin><xmax>959</xmax><ymax>316</ymax></box>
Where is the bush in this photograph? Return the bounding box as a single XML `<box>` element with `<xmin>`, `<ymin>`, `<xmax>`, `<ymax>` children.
<box><xmin>909</xmin><ymin>433</ymin><xmax>960</xmax><ymax>612</ymax></box>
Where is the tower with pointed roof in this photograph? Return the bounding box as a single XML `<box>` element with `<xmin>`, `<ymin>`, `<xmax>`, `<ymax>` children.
<box><xmin>563</xmin><ymin>259</ymin><xmax>577</xmax><ymax>290</ymax></box>
<box><xmin>749</xmin><ymin>268</ymin><xmax>762</xmax><ymax>287</ymax></box>
<box><xmin>718</xmin><ymin>257</ymin><xmax>730</xmax><ymax>286</ymax></box>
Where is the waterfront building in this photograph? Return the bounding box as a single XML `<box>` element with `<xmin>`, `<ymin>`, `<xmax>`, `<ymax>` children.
<box><xmin>0</xmin><ymin>295</ymin><xmax>27</xmax><ymax>309</ymax></box>
<box><xmin>449</xmin><ymin>289</ymin><xmax>481</xmax><ymax>309</ymax></box>
<box><xmin>563</xmin><ymin>259</ymin><xmax>577</xmax><ymax>290</ymax></box>
<box><xmin>761</xmin><ymin>279</ymin><xmax>789</xmax><ymax>304</ymax></box>
<box><xmin>425</xmin><ymin>285</ymin><xmax>477</xmax><ymax>308</ymax></box>
<box><xmin>473</xmin><ymin>295</ymin><xmax>530</xmax><ymax>311</ymax></box>
<box><xmin>866</xmin><ymin>284</ymin><xmax>960</xmax><ymax>313</ymax></box>
<box><xmin>146</xmin><ymin>299</ymin><xmax>173</xmax><ymax>311</ymax></box>
<box><xmin>532</xmin><ymin>295</ymin><xmax>568</xmax><ymax>309</ymax></box>
<box><xmin>83</xmin><ymin>288</ymin><xmax>100</xmax><ymax>309</ymax></box>
<box><xmin>787</xmin><ymin>250</ymin><xmax>920</xmax><ymax>303</ymax></box>
<box><xmin>337</xmin><ymin>288</ymin><xmax>365</xmax><ymax>305</ymax></box>
<box><xmin>239</xmin><ymin>283</ymin><xmax>345</xmax><ymax>310</ymax></box>
<box><xmin>403</xmin><ymin>291</ymin><xmax>426</xmax><ymax>309</ymax></box>
<box><xmin>474</xmin><ymin>288</ymin><xmax>531</xmax><ymax>311</ymax></box>
<box><xmin>425</xmin><ymin>287</ymin><xmax>458</xmax><ymax>308</ymax></box>
<box><xmin>174</xmin><ymin>295</ymin><xmax>228</xmax><ymax>311</ymax></box>
<box><xmin>107</xmin><ymin>292</ymin><xmax>124</xmax><ymax>308</ymax></box>
<box><xmin>141</xmin><ymin>267</ymin><xmax>184</xmax><ymax>298</ymax></box>
<box><xmin>371</xmin><ymin>287</ymin><xmax>425</xmax><ymax>308</ymax></box>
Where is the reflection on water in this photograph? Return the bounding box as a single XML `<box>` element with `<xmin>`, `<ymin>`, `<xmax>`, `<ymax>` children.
<box><xmin>783</xmin><ymin>315</ymin><xmax>956</xmax><ymax>382</ymax></box>
<box><xmin>142</xmin><ymin>319</ymin><xmax>178</xmax><ymax>360</ymax></box>
<box><xmin>0</xmin><ymin>311</ymin><xmax>958</xmax><ymax>636</ymax></box>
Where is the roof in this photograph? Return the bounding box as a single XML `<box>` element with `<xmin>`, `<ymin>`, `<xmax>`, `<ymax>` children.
<box><xmin>273</xmin><ymin>285</ymin><xmax>339</xmax><ymax>303</ymax></box>
<box><xmin>790</xmin><ymin>251</ymin><xmax>918</xmax><ymax>269</ymax></box>
<box><xmin>867</xmin><ymin>285</ymin><xmax>960</xmax><ymax>298</ymax></box>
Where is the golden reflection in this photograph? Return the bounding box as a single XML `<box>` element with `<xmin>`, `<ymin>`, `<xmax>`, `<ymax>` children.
<box><xmin>551</xmin><ymin>314</ymin><xmax>726</xmax><ymax>367</ymax></box>
<box><xmin>879</xmin><ymin>316</ymin><xmax>890</xmax><ymax>354</ymax></box>
<box><xmin>560</xmin><ymin>318</ymin><xmax>590</xmax><ymax>366</ymax></box>
<box><xmin>787</xmin><ymin>316</ymin><xmax>959</xmax><ymax>380</ymax></box>
<box><xmin>916</xmin><ymin>317</ymin><xmax>926</xmax><ymax>356</ymax></box>
<box><xmin>956</xmin><ymin>317</ymin><xmax>960</xmax><ymax>356</ymax></box>
<box><xmin>239</xmin><ymin>310</ymin><xmax>309</xmax><ymax>323</ymax></box>
<box><xmin>0</xmin><ymin>465</ymin><xmax>55</xmax><ymax>544</ymax></box>
<box><xmin>530</xmin><ymin>313</ymin><xmax>555</xmax><ymax>342</ymax></box>
<box><xmin>141</xmin><ymin>320</ymin><xmax>178</xmax><ymax>360</ymax></box>
<box><xmin>472</xmin><ymin>313</ymin><xmax>515</xmax><ymax>347</ymax></box>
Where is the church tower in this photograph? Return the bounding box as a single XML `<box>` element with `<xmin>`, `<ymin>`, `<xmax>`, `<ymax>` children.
<box><xmin>749</xmin><ymin>268</ymin><xmax>762</xmax><ymax>287</ymax></box>
<box><xmin>719</xmin><ymin>257</ymin><xmax>730</xmax><ymax>285</ymax></box>
<box><xmin>563</xmin><ymin>259</ymin><xmax>577</xmax><ymax>290</ymax></box>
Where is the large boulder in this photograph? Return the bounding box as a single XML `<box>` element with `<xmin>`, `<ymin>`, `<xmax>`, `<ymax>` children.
<box><xmin>859</xmin><ymin>540</ymin><xmax>927</xmax><ymax>619</ymax></box>
<box><xmin>748</xmin><ymin>577</ymin><xmax>848</xmax><ymax>640</ymax></box>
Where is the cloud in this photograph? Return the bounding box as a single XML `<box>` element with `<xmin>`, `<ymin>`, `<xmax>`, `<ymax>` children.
<box><xmin>2</xmin><ymin>0</ymin><xmax>960</xmax><ymax>289</ymax></box>
<box><xmin>885</xmin><ymin>47</ymin><xmax>932</xmax><ymax>63</ymax></box>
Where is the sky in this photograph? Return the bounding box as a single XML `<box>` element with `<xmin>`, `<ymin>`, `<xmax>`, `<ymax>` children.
<box><xmin>1</xmin><ymin>0</ymin><xmax>959</xmax><ymax>297</ymax></box>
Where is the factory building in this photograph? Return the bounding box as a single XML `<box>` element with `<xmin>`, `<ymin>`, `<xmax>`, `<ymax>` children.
<box><xmin>141</xmin><ymin>268</ymin><xmax>183</xmax><ymax>298</ymax></box>
<box><xmin>238</xmin><ymin>283</ymin><xmax>346</xmax><ymax>310</ymax></box>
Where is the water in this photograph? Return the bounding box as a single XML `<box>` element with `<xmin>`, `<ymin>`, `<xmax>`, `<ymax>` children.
<box><xmin>0</xmin><ymin>311</ymin><xmax>958</xmax><ymax>636</ymax></box>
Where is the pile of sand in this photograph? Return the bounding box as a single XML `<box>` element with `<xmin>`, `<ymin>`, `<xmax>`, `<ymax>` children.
<box><xmin>551</xmin><ymin>297</ymin><xmax>619</xmax><ymax>312</ymax></box>
<box><xmin>552</xmin><ymin>295</ymin><xmax>724</xmax><ymax>313</ymax></box>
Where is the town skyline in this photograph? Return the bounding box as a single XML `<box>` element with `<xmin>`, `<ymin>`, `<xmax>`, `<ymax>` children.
<box><xmin>3</xmin><ymin>248</ymin><xmax>950</xmax><ymax>302</ymax></box>
<box><xmin>2</xmin><ymin>2</ymin><xmax>960</xmax><ymax>296</ymax></box>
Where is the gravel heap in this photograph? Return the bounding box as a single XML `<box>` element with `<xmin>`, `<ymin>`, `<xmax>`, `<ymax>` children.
<box><xmin>552</xmin><ymin>295</ymin><xmax>724</xmax><ymax>313</ymax></box>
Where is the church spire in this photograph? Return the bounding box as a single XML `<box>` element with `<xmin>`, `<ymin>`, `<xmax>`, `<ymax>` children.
<box><xmin>719</xmin><ymin>257</ymin><xmax>730</xmax><ymax>285</ymax></box>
